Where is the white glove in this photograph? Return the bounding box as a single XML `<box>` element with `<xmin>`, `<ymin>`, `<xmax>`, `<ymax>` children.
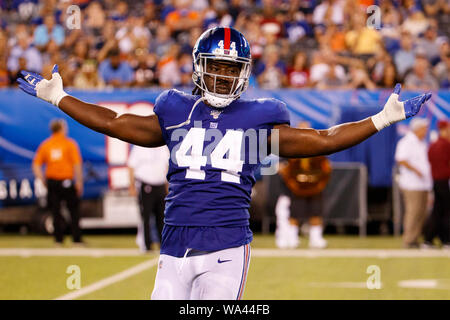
<box><xmin>371</xmin><ymin>83</ymin><xmax>432</xmax><ymax>131</ymax></box>
<box><xmin>17</xmin><ymin>64</ymin><xmax>69</xmax><ymax>107</ymax></box>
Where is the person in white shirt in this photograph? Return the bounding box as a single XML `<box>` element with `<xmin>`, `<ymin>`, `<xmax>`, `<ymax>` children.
<box><xmin>395</xmin><ymin>118</ymin><xmax>432</xmax><ymax>248</ymax></box>
<box><xmin>128</xmin><ymin>145</ymin><xmax>170</xmax><ymax>252</ymax></box>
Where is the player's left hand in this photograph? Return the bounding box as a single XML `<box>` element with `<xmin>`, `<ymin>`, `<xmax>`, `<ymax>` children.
<box><xmin>17</xmin><ymin>64</ymin><xmax>68</xmax><ymax>107</ymax></box>
<box><xmin>371</xmin><ymin>83</ymin><xmax>432</xmax><ymax>131</ymax></box>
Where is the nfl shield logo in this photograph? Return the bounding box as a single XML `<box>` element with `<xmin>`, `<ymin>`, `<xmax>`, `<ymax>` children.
<box><xmin>210</xmin><ymin>110</ymin><xmax>222</xmax><ymax>119</ymax></box>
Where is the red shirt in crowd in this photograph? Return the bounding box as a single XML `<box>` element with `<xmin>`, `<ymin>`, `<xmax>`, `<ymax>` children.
<box><xmin>287</xmin><ymin>68</ymin><xmax>309</xmax><ymax>88</ymax></box>
<box><xmin>428</xmin><ymin>137</ymin><xmax>450</xmax><ymax>180</ymax></box>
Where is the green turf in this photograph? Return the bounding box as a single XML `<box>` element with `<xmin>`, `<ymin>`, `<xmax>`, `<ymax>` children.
<box><xmin>1</xmin><ymin>234</ymin><xmax>449</xmax><ymax>300</ymax></box>
<box><xmin>72</xmin><ymin>256</ymin><xmax>450</xmax><ymax>300</ymax></box>
<box><xmin>245</xmin><ymin>257</ymin><xmax>450</xmax><ymax>300</ymax></box>
<box><xmin>0</xmin><ymin>256</ymin><xmax>154</xmax><ymax>300</ymax></box>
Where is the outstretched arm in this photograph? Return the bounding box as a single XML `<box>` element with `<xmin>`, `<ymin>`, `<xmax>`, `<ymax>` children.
<box><xmin>17</xmin><ymin>65</ymin><xmax>165</xmax><ymax>148</ymax></box>
<box><xmin>273</xmin><ymin>84</ymin><xmax>432</xmax><ymax>158</ymax></box>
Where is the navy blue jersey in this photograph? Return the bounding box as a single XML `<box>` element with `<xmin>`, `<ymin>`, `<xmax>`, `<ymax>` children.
<box><xmin>154</xmin><ymin>89</ymin><xmax>290</xmax><ymax>256</ymax></box>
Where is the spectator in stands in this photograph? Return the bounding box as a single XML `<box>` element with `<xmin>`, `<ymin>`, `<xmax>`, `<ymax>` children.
<box><xmin>203</xmin><ymin>0</ymin><xmax>233</xmax><ymax>29</ymax></box>
<box><xmin>89</xmin><ymin>11</ymin><xmax>114</xmax><ymax>52</ymax></box>
<box><xmin>73</xmin><ymin>59</ymin><xmax>105</xmax><ymax>89</ymax></box>
<box><xmin>437</xmin><ymin>40</ymin><xmax>449</xmax><ymax>64</ymax></box>
<box><xmin>379</xmin><ymin>0</ymin><xmax>402</xmax><ymax>41</ymax></box>
<box><xmin>345</xmin><ymin>12</ymin><xmax>382</xmax><ymax>57</ymax></box>
<box><xmin>116</xmin><ymin>15</ymin><xmax>151</xmax><ymax>55</ymax></box>
<box><xmin>110</xmin><ymin>1</ymin><xmax>129</xmax><ymax>22</ymax></box>
<box><xmin>40</xmin><ymin>40</ymin><xmax>69</xmax><ymax>84</ymax></box>
<box><xmin>395</xmin><ymin>118</ymin><xmax>432</xmax><ymax>248</ymax></box>
<box><xmin>240</xmin><ymin>13</ymin><xmax>265</xmax><ymax>62</ymax></box>
<box><xmin>1</xmin><ymin>0</ymin><xmax>449</xmax><ymax>89</ymax></box>
<box><xmin>0</xmin><ymin>56</ymin><xmax>9</xmax><ymax>87</ymax></box>
<box><xmin>380</xmin><ymin>58</ymin><xmax>397</xmax><ymax>88</ymax></box>
<box><xmin>141</xmin><ymin>1</ymin><xmax>157</xmax><ymax>25</ymax></box>
<box><xmin>394</xmin><ymin>31</ymin><xmax>416</xmax><ymax>80</ymax></box>
<box><xmin>259</xmin><ymin>0</ymin><xmax>283</xmax><ymax>39</ymax></box>
<box><xmin>368</xmin><ymin>48</ymin><xmax>397</xmax><ymax>88</ymax></box>
<box><xmin>66</xmin><ymin>39</ymin><xmax>89</xmax><ymax>76</ymax></box>
<box><xmin>423</xmin><ymin>120</ymin><xmax>450</xmax><ymax>249</ymax></box>
<box><xmin>165</xmin><ymin>0</ymin><xmax>202</xmax><ymax>36</ymax></box>
<box><xmin>96</xmin><ymin>21</ymin><xmax>118</xmax><ymax>61</ymax></box>
<box><xmin>33</xmin><ymin>14</ymin><xmax>65</xmax><ymax>50</ymax></box>
<box><xmin>10</xmin><ymin>0</ymin><xmax>40</xmax><ymax>22</ymax></box>
<box><xmin>434</xmin><ymin>51</ymin><xmax>449</xmax><ymax>88</ymax></box>
<box><xmin>85</xmin><ymin>1</ymin><xmax>107</xmax><ymax>32</ymax></box>
<box><xmin>422</xmin><ymin>0</ymin><xmax>450</xmax><ymax>18</ymax></box>
<box><xmin>33</xmin><ymin>119</ymin><xmax>84</xmax><ymax>247</ymax></box>
<box><xmin>180</xmin><ymin>27</ymin><xmax>202</xmax><ymax>55</ymax></box>
<box><xmin>401</xmin><ymin>7</ymin><xmax>429</xmax><ymax>38</ymax></box>
<box><xmin>313</xmin><ymin>0</ymin><xmax>345</xmax><ymax>25</ymax></box>
<box><xmin>284</xmin><ymin>11</ymin><xmax>311</xmax><ymax>45</ymax></box>
<box><xmin>7</xmin><ymin>31</ymin><xmax>42</xmax><ymax>73</ymax></box>
<box><xmin>316</xmin><ymin>61</ymin><xmax>348</xmax><ymax>89</ymax></box>
<box><xmin>99</xmin><ymin>48</ymin><xmax>134</xmax><ymax>87</ymax></box>
<box><xmin>255</xmin><ymin>45</ymin><xmax>287</xmax><ymax>89</ymax></box>
<box><xmin>132</xmin><ymin>49</ymin><xmax>158</xmax><ymax>87</ymax></box>
<box><xmin>115</xmin><ymin>17</ymin><xmax>136</xmax><ymax>55</ymax></box>
<box><xmin>149</xmin><ymin>25</ymin><xmax>176</xmax><ymax>58</ymax></box>
<box><xmin>178</xmin><ymin>51</ymin><xmax>193</xmax><ymax>86</ymax></box>
<box><xmin>309</xmin><ymin>50</ymin><xmax>346</xmax><ymax>87</ymax></box>
<box><xmin>288</xmin><ymin>51</ymin><xmax>310</xmax><ymax>88</ymax></box>
<box><xmin>347</xmin><ymin>64</ymin><xmax>376</xmax><ymax>89</ymax></box>
<box><xmin>417</xmin><ymin>24</ymin><xmax>441</xmax><ymax>65</ymax></box>
<box><xmin>404</xmin><ymin>54</ymin><xmax>439</xmax><ymax>90</ymax></box>
<box><xmin>157</xmin><ymin>43</ymin><xmax>182</xmax><ymax>87</ymax></box>
<box><xmin>323</xmin><ymin>24</ymin><xmax>347</xmax><ymax>54</ymax></box>
<box><xmin>0</xmin><ymin>29</ymin><xmax>7</xmax><ymax>61</ymax></box>
<box><xmin>9</xmin><ymin>56</ymin><xmax>27</xmax><ymax>86</ymax></box>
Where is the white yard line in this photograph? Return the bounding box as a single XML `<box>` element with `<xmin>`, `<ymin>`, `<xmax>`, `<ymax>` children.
<box><xmin>0</xmin><ymin>248</ymin><xmax>449</xmax><ymax>258</ymax></box>
<box><xmin>0</xmin><ymin>248</ymin><xmax>144</xmax><ymax>257</ymax></box>
<box><xmin>251</xmin><ymin>249</ymin><xmax>450</xmax><ymax>258</ymax></box>
<box><xmin>54</xmin><ymin>257</ymin><xmax>159</xmax><ymax>300</ymax></box>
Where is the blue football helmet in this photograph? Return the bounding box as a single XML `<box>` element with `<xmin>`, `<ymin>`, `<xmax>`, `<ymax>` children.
<box><xmin>192</xmin><ymin>27</ymin><xmax>252</xmax><ymax>108</ymax></box>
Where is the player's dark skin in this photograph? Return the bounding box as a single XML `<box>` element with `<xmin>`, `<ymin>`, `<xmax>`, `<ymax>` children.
<box><xmin>57</xmin><ymin>60</ymin><xmax>378</xmax><ymax>158</ymax></box>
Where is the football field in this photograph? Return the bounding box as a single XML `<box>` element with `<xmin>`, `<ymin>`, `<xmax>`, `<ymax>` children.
<box><xmin>1</xmin><ymin>234</ymin><xmax>449</xmax><ymax>300</ymax></box>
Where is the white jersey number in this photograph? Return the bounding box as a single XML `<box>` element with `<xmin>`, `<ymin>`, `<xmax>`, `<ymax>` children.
<box><xmin>175</xmin><ymin>128</ymin><xmax>244</xmax><ymax>183</ymax></box>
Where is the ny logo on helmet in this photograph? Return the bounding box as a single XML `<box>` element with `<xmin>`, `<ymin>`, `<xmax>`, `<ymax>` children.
<box><xmin>215</xmin><ymin>40</ymin><xmax>238</xmax><ymax>57</ymax></box>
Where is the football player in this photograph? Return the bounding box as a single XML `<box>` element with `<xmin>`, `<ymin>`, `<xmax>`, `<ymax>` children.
<box><xmin>17</xmin><ymin>27</ymin><xmax>431</xmax><ymax>300</ymax></box>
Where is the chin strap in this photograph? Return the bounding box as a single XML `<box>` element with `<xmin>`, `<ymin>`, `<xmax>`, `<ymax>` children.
<box><xmin>165</xmin><ymin>97</ymin><xmax>206</xmax><ymax>130</ymax></box>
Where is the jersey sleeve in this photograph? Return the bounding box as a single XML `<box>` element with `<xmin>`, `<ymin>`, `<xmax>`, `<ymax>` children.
<box><xmin>153</xmin><ymin>89</ymin><xmax>174</xmax><ymax>142</ymax></box>
<box><xmin>266</xmin><ymin>99</ymin><xmax>291</xmax><ymax>127</ymax></box>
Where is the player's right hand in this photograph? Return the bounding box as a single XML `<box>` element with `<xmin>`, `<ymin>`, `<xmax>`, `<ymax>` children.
<box><xmin>17</xmin><ymin>64</ymin><xmax>68</xmax><ymax>107</ymax></box>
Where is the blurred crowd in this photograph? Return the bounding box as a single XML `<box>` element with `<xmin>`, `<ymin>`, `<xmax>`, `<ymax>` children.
<box><xmin>0</xmin><ymin>0</ymin><xmax>449</xmax><ymax>90</ymax></box>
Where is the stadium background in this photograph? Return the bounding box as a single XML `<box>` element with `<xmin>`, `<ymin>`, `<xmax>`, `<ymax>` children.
<box><xmin>0</xmin><ymin>0</ymin><xmax>449</xmax><ymax>300</ymax></box>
